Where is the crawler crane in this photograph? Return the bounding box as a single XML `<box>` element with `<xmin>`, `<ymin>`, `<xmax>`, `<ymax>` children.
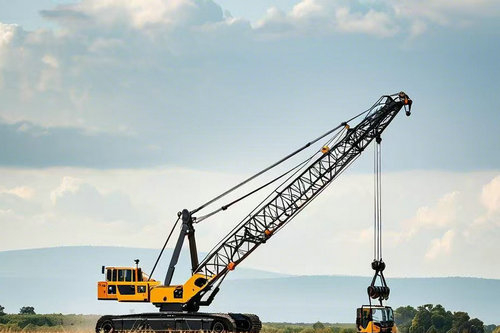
<box><xmin>96</xmin><ymin>92</ymin><xmax>413</xmax><ymax>333</ymax></box>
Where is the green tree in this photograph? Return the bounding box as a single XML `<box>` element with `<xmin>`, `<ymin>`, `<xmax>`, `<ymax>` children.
<box><xmin>431</xmin><ymin>315</ymin><xmax>446</xmax><ymax>331</ymax></box>
<box><xmin>19</xmin><ymin>306</ymin><xmax>35</xmax><ymax>315</ymax></box>
<box><xmin>429</xmin><ymin>305</ymin><xmax>453</xmax><ymax>333</ymax></box>
<box><xmin>411</xmin><ymin>305</ymin><xmax>433</xmax><ymax>333</ymax></box>
<box><xmin>484</xmin><ymin>325</ymin><xmax>497</xmax><ymax>333</ymax></box>
<box><xmin>427</xmin><ymin>326</ymin><xmax>438</xmax><ymax>333</ymax></box>
<box><xmin>452</xmin><ymin>312</ymin><xmax>470</xmax><ymax>333</ymax></box>
<box><xmin>395</xmin><ymin>306</ymin><xmax>418</xmax><ymax>327</ymax></box>
<box><xmin>469</xmin><ymin>318</ymin><xmax>484</xmax><ymax>333</ymax></box>
<box><xmin>313</xmin><ymin>322</ymin><xmax>325</xmax><ymax>330</ymax></box>
<box><xmin>339</xmin><ymin>328</ymin><xmax>355</xmax><ymax>333</ymax></box>
<box><xmin>0</xmin><ymin>305</ymin><xmax>5</xmax><ymax>316</ymax></box>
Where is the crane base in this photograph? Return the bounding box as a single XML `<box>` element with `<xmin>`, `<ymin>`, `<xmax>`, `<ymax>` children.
<box><xmin>95</xmin><ymin>312</ymin><xmax>261</xmax><ymax>333</ymax></box>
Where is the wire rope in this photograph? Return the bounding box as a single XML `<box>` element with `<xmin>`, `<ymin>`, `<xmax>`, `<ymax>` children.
<box><xmin>373</xmin><ymin>137</ymin><xmax>382</xmax><ymax>261</ymax></box>
<box><xmin>148</xmin><ymin>215</ymin><xmax>180</xmax><ymax>280</ymax></box>
<box><xmin>190</xmin><ymin>103</ymin><xmax>377</xmax><ymax>217</ymax></box>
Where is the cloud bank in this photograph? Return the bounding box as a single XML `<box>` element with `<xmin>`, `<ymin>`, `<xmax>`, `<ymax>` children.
<box><xmin>1</xmin><ymin>167</ymin><xmax>498</xmax><ymax>278</ymax></box>
<box><xmin>0</xmin><ymin>0</ymin><xmax>499</xmax><ymax>170</ymax></box>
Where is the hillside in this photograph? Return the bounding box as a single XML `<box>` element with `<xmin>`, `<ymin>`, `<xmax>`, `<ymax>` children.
<box><xmin>0</xmin><ymin>246</ymin><xmax>498</xmax><ymax>324</ymax></box>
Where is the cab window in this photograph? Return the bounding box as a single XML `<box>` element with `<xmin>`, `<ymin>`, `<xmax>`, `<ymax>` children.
<box><xmin>371</xmin><ymin>308</ymin><xmax>384</xmax><ymax>322</ymax></box>
<box><xmin>112</xmin><ymin>269</ymin><xmax>117</xmax><ymax>281</ymax></box>
<box><xmin>124</xmin><ymin>269</ymin><xmax>133</xmax><ymax>282</ymax></box>
<box><xmin>106</xmin><ymin>269</ymin><xmax>112</xmax><ymax>281</ymax></box>
<box><xmin>118</xmin><ymin>269</ymin><xmax>125</xmax><ymax>281</ymax></box>
<box><xmin>386</xmin><ymin>309</ymin><xmax>394</xmax><ymax>321</ymax></box>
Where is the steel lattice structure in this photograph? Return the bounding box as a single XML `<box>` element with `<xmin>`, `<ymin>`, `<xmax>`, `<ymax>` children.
<box><xmin>194</xmin><ymin>93</ymin><xmax>410</xmax><ymax>279</ymax></box>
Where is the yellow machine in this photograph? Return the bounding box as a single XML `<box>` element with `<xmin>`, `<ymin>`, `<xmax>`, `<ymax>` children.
<box><xmin>98</xmin><ymin>266</ymin><xmax>215</xmax><ymax>305</ymax></box>
<box><xmin>357</xmin><ymin>305</ymin><xmax>397</xmax><ymax>333</ymax></box>
<box><xmin>96</xmin><ymin>93</ymin><xmax>412</xmax><ymax>333</ymax></box>
<box><xmin>97</xmin><ymin>262</ymin><xmax>161</xmax><ymax>302</ymax></box>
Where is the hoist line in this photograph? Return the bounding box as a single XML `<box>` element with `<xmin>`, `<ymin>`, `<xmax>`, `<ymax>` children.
<box><xmin>379</xmin><ymin>142</ymin><xmax>383</xmax><ymax>259</ymax></box>
<box><xmin>373</xmin><ymin>138</ymin><xmax>382</xmax><ymax>261</ymax></box>
<box><xmin>190</xmin><ymin>104</ymin><xmax>379</xmax><ymax>217</ymax></box>
<box><xmin>374</xmin><ymin>143</ymin><xmax>377</xmax><ymax>260</ymax></box>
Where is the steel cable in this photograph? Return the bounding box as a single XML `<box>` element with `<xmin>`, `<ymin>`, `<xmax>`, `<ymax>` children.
<box><xmin>190</xmin><ymin>104</ymin><xmax>377</xmax><ymax>217</ymax></box>
<box><xmin>148</xmin><ymin>215</ymin><xmax>180</xmax><ymax>280</ymax></box>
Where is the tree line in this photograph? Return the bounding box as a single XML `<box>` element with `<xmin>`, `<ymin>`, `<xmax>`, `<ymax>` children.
<box><xmin>394</xmin><ymin>304</ymin><xmax>498</xmax><ymax>333</ymax></box>
<box><xmin>0</xmin><ymin>306</ymin><xmax>98</xmax><ymax>331</ymax></box>
<box><xmin>1</xmin><ymin>304</ymin><xmax>498</xmax><ymax>332</ymax></box>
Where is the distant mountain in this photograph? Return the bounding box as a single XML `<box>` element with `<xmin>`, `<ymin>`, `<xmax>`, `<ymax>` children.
<box><xmin>0</xmin><ymin>247</ymin><xmax>498</xmax><ymax>325</ymax></box>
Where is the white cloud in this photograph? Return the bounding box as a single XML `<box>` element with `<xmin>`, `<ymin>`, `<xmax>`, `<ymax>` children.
<box><xmin>42</xmin><ymin>0</ymin><xmax>225</xmax><ymax>31</ymax></box>
<box><xmin>0</xmin><ymin>186</ymin><xmax>35</xmax><ymax>200</ymax></box>
<box><xmin>255</xmin><ymin>0</ymin><xmax>397</xmax><ymax>37</ymax></box>
<box><xmin>335</xmin><ymin>7</ymin><xmax>397</xmax><ymax>37</ymax></box>
<box><xmin>50</xmin><ymin>176</ymin><xmax>139</xmax><ymax>223</ymax></box>
<box><xmin>291</xmin><ymin>0</ymin><xmax>324</xmax><ymax>19</ymax></box>
<box><xmin>42</xmin><ymin>54</ymin><xmax>59</xmax><ymax>68</ymax></box>
<box><xmin>391</xmin><ymin>0</ymin><xmax>500</xmax><ymax>27</ymax></box>
<box><xmin>253</xmin><ymin>0</ymin><xmax>500</xmax><ymax>38</ymax></box>
<box><xmin>51</xmin><ymin>176</ymin><xmax>83</xmax><ymax>204</ymax></box>
<box><xmin>0</xmin><ymin>0</ymin><xmax>498</xmax><ymax>133</ymax></box>
<box><xmin>0</xmin><ymin>23</ymin><xmax>17</xmax><ymax>48</ymax></box>
<box><xmin>467</xmin><ymin>176</ymin><xmax>500</xmax><ymax>239</ymax></box>
<box><xmin>404</xmin><ymin>191</ymin><xmax>460</xmax><ymax>237</ymax></box>
<box><xmin>409</xmin><ymin>20</ymin><xmax>427</xmax><ymax>37</ymax></box>
<box><xmin>480</xmin><ymin>175</ymin><xmax>500</xmax><ymax>216</ymax></box>
<box><xmin>425</xmin><ymin>229</ymin><xmax>455</xmax><ymax>260</ymax></box>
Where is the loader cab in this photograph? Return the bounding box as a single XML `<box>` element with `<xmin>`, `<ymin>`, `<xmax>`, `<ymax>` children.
<box><xmin>356</xmin><ymin>305</ymin><xmax>395</xmax><ymax>333</ymax></box>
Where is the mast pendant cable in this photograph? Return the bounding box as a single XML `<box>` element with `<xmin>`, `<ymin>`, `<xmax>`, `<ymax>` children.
<box><xmin>148</xmin><ymin>215</ymin><xmax>181</xmax><ymax>280</ymax></box>
<box><xmin>195</xmin><ymin>126</ymin><xmax>349</xmax><ymax>224</ymax></box>
<box><xmin>190</xmin><ymin>98</ymin><xmax>384</xmax><ymax>219</ymax></box>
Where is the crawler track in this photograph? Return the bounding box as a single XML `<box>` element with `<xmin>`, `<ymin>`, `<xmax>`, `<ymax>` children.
<box><xmin>95</xmin><ymin>312</ymin><xmax>261</xmax><ymax>333</ymax></box>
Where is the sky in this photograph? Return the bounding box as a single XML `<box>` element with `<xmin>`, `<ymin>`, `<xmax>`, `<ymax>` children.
<box><xmin>0</xmin><ymin>0</ymin><xmax>499</xmax><ymax>279</ymax></box>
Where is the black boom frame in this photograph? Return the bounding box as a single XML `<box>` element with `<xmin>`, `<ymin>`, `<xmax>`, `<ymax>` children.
<box><xmin>195</xmin><ymin>93</ymin><xmax>411</xmax><ymax>279</ymax></box>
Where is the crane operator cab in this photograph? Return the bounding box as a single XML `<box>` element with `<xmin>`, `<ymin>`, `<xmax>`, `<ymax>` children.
<box><xmin>356</xmin><ymin>305</ymin><xmax>396</xmax><ymax>333</ymax></box>
<box><xmin>97</xmin><ymin>260</ymin><xmax>161</xmax><ymax>302</ymax></box>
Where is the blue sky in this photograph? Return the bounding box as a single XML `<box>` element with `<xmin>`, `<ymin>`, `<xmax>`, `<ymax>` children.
<box><xmin>0</xmin><ymin>0</ymin><xmax>499</xmax><ymax>278</ymax></box>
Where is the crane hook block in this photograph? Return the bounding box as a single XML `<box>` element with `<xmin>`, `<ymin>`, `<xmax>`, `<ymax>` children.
<box><xmin>321</xmin><ymin>146</ymin><xmax>330</xmax><ymax>154</ymax></box>
<box><xmin>227</xmin><ymin>262</ymin><xmax>236</xmax><ymax>271</ymax></box>
<box><xmin>368</xmin><ymin>285</ymin><xmax>390</xmax><ymax>300</ymax></box>
<box><xmin>368</xmin><ymin>260</ymin><xmax>390</xmax><ymax>301</ymax></box>
<box><xmin>371</xmin><ymin>260</ymin><xmax>385</xmax><ymax>271</ymax></box>
<box><xmin>264</xmin><ymin>229</ymin><xmax>274</xmax><ymax>237</ymax></box>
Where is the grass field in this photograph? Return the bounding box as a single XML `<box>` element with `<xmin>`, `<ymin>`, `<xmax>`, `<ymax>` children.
<box><xmin>0</xmin><ymin>314</ymin><xmax>355</xmax><ymax>333</ymax></box>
